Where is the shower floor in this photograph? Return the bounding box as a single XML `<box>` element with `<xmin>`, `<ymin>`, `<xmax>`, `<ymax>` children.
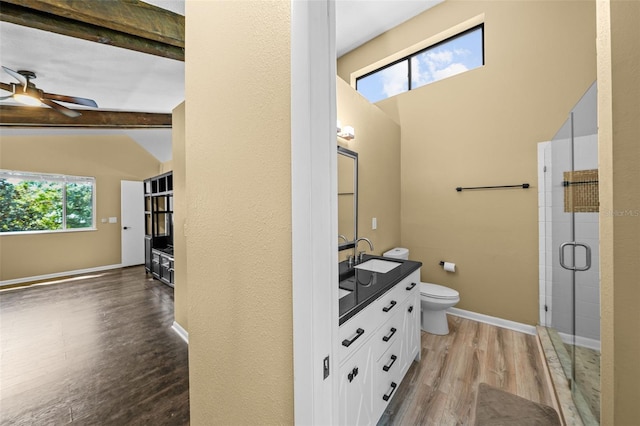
<box><xmin>566</xmin><ymin>343</ymin><xmax>600</xmax><ymax>421</ymax></box>
<box><xmin>543</xmin><ymin>327</ymin><xmax>600</xmax><ymax>425</ymax></box>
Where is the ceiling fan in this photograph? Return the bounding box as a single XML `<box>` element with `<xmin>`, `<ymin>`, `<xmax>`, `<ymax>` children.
<box><xmin>0</xmin><ymin>66</ymin><xmax>98</xmax><ymax>118</ymax></box>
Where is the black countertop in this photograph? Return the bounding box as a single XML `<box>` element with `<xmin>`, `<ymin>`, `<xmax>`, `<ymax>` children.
<box><xmin>339</xmin><ymin>255</ymin><xmax>422</xmax><ymax>325</ymax></box>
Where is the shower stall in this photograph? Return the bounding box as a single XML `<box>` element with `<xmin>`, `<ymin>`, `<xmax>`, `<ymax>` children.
<box><xmin>538</xmin><ymin>82</ymin><xmax>600</xmax><ymax>425</ymax></box>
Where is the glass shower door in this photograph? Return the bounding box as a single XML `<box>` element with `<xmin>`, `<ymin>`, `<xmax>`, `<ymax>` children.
<box><xmin>548</xmin><ymin>82</ymin><xmax>600</xmax><ymax>424</ymax></box>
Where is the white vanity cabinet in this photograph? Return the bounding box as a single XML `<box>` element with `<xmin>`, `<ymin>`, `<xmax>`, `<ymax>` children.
<box><xmin>339</xmin><ymin>269</ymin><xmax>421</xmax><ymax>425</ymax></box>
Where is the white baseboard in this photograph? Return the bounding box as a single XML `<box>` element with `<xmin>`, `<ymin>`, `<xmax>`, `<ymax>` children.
<box><xmin>447</xmin><ymin>307</ymin><xmax>537</xmax><ymax>336</ymax></box>
<box><xmin>172</xmin><ymin>321</ymin><xmax>189</xmax><ymax>344</ymax></box>
<box><xmin>558</xmin><ymin>331</ymin><xmax>601</xmax><ymax>351</ymax></box>
<box><xmin>0</xmin><ymin>264</ymin><xmax>124</xmax><ymax>288</ymax></box>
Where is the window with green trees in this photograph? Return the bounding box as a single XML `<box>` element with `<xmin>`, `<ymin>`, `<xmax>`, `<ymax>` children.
<box><xmin>0</xmin><ymin>170</ymin><xmax>95</xmax><ymax>233</ymax></box>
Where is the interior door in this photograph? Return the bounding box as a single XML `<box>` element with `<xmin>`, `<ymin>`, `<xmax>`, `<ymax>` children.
<box><xmin>121</xmin><ymin>180</ymin><xmax>145</xmax><ymax>267</ymax></box>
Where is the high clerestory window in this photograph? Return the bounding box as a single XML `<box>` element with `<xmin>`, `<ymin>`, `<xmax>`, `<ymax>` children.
<box><xmin>356</xmin><ymin>24</ymin><xmax>484</xmax><ymax>103</ymax></box>
<box><xmin>0</xmin><ymin>170</ymin><xmax>96</xmax><ymax>234</ymax></box>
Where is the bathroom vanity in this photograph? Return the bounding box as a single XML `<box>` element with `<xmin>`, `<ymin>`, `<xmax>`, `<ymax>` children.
<box><xmin>338</xmin><ymin>255</ymin><xmax>422</xmax><ymax>425</ymax></box>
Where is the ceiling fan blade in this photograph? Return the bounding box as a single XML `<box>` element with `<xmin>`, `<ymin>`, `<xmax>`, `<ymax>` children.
<box><xmin>2</xmin><ymin>66</ymin><xmax>27</xmax><ymax>86</ymax></box>
<box><xmin>43</xmin><ymin>92</ymin><xmax>97</xmax><ymax>108</ymax></box>
<box><xmin>41</xmin><ymin>98</ymin><xmax>82</xmax><ymax>118</ymax></box>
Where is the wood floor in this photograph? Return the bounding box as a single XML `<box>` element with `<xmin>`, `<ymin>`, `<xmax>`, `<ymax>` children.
<box><xmin>1</xmin><ymin>268</ymin><xmax>555</xmax><ymax>426</ymax></box>
<box><xmin>379</xmin><ymin>315</ymin><xmax>556</xmax><ymax>426</ymax></box>
<box><xmin>0</xmin><ymin>266</ymin><xmax>189</xmax><ymax>425</ymax></box>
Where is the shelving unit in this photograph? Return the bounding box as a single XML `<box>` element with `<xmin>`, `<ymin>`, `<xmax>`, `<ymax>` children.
<box><xmin>144</xmin><ymin>171</ymin><xmax>174</xmax><ymax>287</ymax></box>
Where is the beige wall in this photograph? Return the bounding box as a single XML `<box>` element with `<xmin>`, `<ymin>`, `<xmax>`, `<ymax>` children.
<box><xmin>185</xmin><ymin>1</ymin><xmax>292</xmax><ymax>424</ymax></box>
<box><xmin>337</xmin><ymin>78</ymin><xmax>401</xmax><ymax>261</ymax></box>
<box><xmin>338</xmin><ymin>0</ymin><xmax>596</xmax><ymax>324</ymax></box>
<box><xmin>0</xmin><ymin>134</ymin><xmax>160</xmax><ymax>281</ymax></box>
<box><xmin>172</xmin><ymin>102</ymin><xmax>187</xmax><ymax>331</ymax></box>
<box><xmin>597</xmin><ymin>0</ymin><xmax>640</xmax><ymax>424</ymax></box>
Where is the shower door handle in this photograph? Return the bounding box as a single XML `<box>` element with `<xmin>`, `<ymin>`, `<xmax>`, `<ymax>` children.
<box><xmin>559</xmin><ymin>242</ymin><xmax>592</xmax><ymax>271</ymax></box>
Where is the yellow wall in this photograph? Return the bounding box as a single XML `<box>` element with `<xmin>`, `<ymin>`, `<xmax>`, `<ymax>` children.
<box><xmin>337</xmin><ymin>78</ymin><xmax>401</xmax><ymax>261</ymax></box>
<box><xmin>0</xmin><ymin>134</ymin><xmax>160</xmax><ymax>281</ymax></box>
<box><xmin>597</xmin><ymin>0</ymin><xmax>640</xmax><ymax>424</ymax></box>
<box><xmin>185</xmin><ymin>1</ymin><xmax>292</xmax><ymax>424</ymax></box>
<box><xmin>172</xmin><ymin>102</ymin><xmax>187</xmax><ymax>331</ymax></box>
<box><xmin>338</xmin><ymin>0</ymin><xmax>596</xmax><ymax>324</ymax></box>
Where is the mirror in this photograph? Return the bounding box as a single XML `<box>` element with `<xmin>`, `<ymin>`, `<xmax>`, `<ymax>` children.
<box><xmin>338</xmin><ymin>146</ymin><xmax>358</xmax><ymax>251</ymax></box>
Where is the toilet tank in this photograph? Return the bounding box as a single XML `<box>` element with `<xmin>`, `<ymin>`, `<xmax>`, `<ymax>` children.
<box><xmin>383</xmin><ymin>247</ymin><xmax>409</xmax><ymax>260</ymax></box>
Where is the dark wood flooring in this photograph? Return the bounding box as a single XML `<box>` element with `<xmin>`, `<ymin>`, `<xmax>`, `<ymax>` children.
<box><xmin>379</xmin><ymin>315</ymin><xmax>556</xmax><ymax>425</ymax></box>
<box><xmin>1</xmin><ymin>268</ymin><xmax>554</xmax><ymax>426</ymax></box>
<box><xmin>0</xmin><ymin>266</ymin><xmax>189</xmax><ymax>425</ymax></box>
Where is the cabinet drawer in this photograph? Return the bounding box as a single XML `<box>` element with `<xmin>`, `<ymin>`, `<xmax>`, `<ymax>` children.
<box><xmin>375</xmin><ymin>281</ymin><xmax>406</xmax><ymax>323</ymax></box>
<box><xmin>373</xmin><ymin>307</ymin><xmax>404</xmax><ymax>361</ymax></box>
<box><xmin>374</xmin><ymin>342</ymin><xmax>404</xmax><ymax>412</ymax></box>
<box><xmin>339</xmin><ymin>299</ymin><xmax>380</xmax><ymax>363</ymax></box>
<box><xmin>399</xmin><ymin>270</ymin><xmax>421</xmax><ymax>303</ymax></box>
<box><xmin>376</xmin><ymin>270</ymin><xmax>420</xmax><ymax>320</ymax></box>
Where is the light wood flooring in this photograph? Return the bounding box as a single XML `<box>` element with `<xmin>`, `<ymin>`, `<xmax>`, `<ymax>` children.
<box><xmin>1</xmin><ymin>268</ymin><xmax>556</xmax><ymax>426</ymax></box>
<box><xmin>0</xmin><ymin>266</ymin><xmax>189</xmax><ymax>425</ymax></box>
<box><xmin>379</xmin><ymin>315</ymin><xmax>557</xmax><ymax>425</ymax></box>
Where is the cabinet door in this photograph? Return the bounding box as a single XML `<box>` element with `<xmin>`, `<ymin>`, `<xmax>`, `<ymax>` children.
<box><xmin>339</xmin><ymin>343</ymin><xmax>375</xmax><ymax>426</ymax></box>
<box><xmin>144</xmin><ymin>236</ymin><xmax>152</xmax><ymax>272</ymax></box>
<box><xmin>152</xmin><ymin>251</ymin><xmax>161</xmax><ymax>277</ymax></box>
<box><xmin>402</xmin><ymin>293</ymin><xmax>421</xmax><ymax>375</ymax></box>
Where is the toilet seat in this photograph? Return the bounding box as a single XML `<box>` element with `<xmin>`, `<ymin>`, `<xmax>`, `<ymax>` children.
<box><xmin>420</xmin><ymin>282</ymin><xmax>459</xmax><ymax>300</ymax></box>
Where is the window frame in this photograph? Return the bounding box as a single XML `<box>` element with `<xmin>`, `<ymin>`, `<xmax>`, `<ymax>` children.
<box><xmin>0</xmin><ymin>169</ymin><xmax>97</xmax><ymax>235</ymax></box>
<box><xmin>355</xmin><ymin>23</ymin><xmax>485</xmax><ymax>101</ymax></box>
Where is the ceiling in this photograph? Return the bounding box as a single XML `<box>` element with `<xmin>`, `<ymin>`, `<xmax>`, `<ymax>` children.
<box><xmin>0</xmin><ymin>0</ymin><xmax>442</xmax><ymax>162</ymax></box>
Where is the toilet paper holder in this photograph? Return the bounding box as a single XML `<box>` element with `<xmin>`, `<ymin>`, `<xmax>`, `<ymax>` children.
<box><xmin>439</xmin><ymin>261</ymin><xmax>456</xmax><ymax>272</ymax></box>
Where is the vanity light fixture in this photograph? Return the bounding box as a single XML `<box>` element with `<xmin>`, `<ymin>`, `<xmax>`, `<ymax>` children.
<box><xmin>338</xmin><ymin>125</ymin><xmax>355</xmax><ymax>141</ymax></box>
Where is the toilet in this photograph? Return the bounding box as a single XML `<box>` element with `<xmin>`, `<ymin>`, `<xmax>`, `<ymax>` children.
<box><xmin>383</xmin><ymin>248</ymin><xmax>460</xmax><ymax>335</ymax></box>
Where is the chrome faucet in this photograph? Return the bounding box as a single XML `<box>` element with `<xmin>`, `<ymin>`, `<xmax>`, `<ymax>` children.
<box><xmin>354</xmin><ymin>237</ymin><xmax>374</xmax><ymax>263</ymax></box>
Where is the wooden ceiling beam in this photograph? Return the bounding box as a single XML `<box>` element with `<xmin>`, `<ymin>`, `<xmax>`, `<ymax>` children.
<box><xmin>0</xmin><ymin>0</ymin><xmax>184</xmax><ymax>61</ymax></box>
<box><xmin>0</xmin><ymin>105</ymin><xmax>172</xmax><ymax>128</ymax></box>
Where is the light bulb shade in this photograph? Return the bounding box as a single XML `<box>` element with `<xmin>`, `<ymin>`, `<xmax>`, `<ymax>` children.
<box><xmin>13</xmin><ymin>93</ymin><xmax>42</xmax><ymax>106</ymax></box>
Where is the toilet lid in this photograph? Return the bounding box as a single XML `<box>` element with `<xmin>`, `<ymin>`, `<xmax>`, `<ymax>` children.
<box><xmin>420</xmin><ymin>282</ymin><xmax>459</xmax><ymax>300</ymax></box>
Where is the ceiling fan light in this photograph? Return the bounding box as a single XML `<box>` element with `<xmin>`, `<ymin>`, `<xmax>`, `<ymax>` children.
<box><xmin>13</xmin><ymin>93</ymin><xmax>42</xmax><ymax>106</ymax></box>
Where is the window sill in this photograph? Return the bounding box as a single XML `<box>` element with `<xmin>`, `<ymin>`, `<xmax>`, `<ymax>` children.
<box><xmin>0</xmin><ymin>227</ymin><xmax>98</xmax><ymax>236</ymax></box>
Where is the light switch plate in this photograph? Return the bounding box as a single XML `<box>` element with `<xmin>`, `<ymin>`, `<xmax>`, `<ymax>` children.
<box><xmin>109</xmin><ymin>217</ymin><xmax>117</xmax><ymax>223</ymax></box>
<box><xmin>372</xmin><ymin>217</ymin><xmax>377</xmax><ymax>230</ymax></box>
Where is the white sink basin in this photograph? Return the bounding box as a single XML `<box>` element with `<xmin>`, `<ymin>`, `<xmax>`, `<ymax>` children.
<box><xmin>338</xmin><ymin>288</ymin><xmax>352</xmax><ymax>298</ymax></box>
<box><xmin>354</xmin><ymin>259</ymin><xmax>402</xmax><ymax>274</ymax></box>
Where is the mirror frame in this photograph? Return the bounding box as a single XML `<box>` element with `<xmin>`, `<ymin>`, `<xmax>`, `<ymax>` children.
<box><xmin>338</xmin><ymin>145</ymin><xmax>358</xmax><ymax>251</ymax></box>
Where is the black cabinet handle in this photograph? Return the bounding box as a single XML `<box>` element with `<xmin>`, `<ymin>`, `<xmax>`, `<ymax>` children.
<box><xmin>382</xmin><ymin>327</ymin><xmax>397</xmax><ymax>342</ymax></box>
<box><xmin>408</xmin><ymin>305</ymin><xmax>414</xmax><ymax>313</ymax></box>
<box><xmin>383</xmin><ymin>382</ymin><xmax>398</xmax><ymax>401</ymax></box>
<box><xmin>406</xmin><ymin>282</ymin><xmax>417</xmax><ymax>290</ymax></box>
<box><xmin>382</xmin><ymin>300</ymin><xmax>397</xmax><ymax>312</ymax></box>
<box><xmin>347</xmin><ymin>366</ymin><xmax>359</xmax><ymax>383</ymax></box>
<box><xmin>342</xmin><ymin>328</ymin><xmax>364</xmax><ymax>347</ymax></box>
<box><xmin>382</xmin><ymin>355</ymin><xmax>397</xmax><ymax>372</ymax></box>
<box><xmin>123</xmin><ymin>226</ymin><xmax>130</xmax><ymax>230</ymax></box>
